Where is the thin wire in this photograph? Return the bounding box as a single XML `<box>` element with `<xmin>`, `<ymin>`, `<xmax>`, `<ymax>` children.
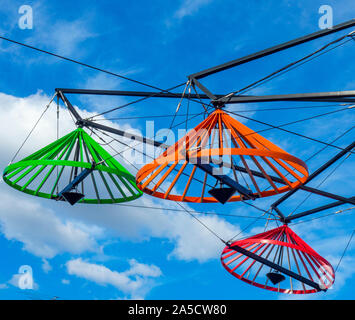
<box><xmin>91</xmin><ymin>128</ymin><xmax>227</xmax><ymax>244</ymax></box>
<box><xmin>0</xmin><ymin>35</ymin><xmax>214</xmax><ymax>120</ymax></box>
<box><xmin>224</xmin><ymin>107</ymin><xmax>354</xmax><ymax>153</ymax></box>
<box><xmin>0</xmin><ymin>36</ymin><xmax>185</xmax><ymax>93</ymax></box>
<box><xmin>287</xmin><ymin>153</ymin><xmax>352</xmax><ymax>217</ymax></box>
<box><xmin>163</xmin><ymin>80</ymin><xmax>190</xmax><ymax>144</ymax></box>
<box><xmin>192</xmin><ymin>83</ymin><xmax>208</xmax><ymax>113</ymax></box>
<box><xmin>262</xmin><ymin>125</ymin><xmax>354</xmax><ymax>193</ymax></box>
<box><xmin>228</xmin><ymin>211</ymin><xmax>271</xmax><ymax>243</ymax></box>
<box><xmin>92</xmin><ymin>113</ymin><xmax>202</xmax><ymax>121</ymax></box>
<box><xmin>94</xmin><ymin>108</ymin><xmax>209</xmax><ymax>164</ymax></box>
<box><xmin>222</xmin><ymin>103</ymin><xmax>352</xmax><ymax>115</ymax></box>
<box><xmin>232</xmin><ymin>37</ymin><xmax>354</xmax><ymax>98</ymax></box>
<box><xmin>290</xmin><ymin>207</ymin><xmax>355</xmax><ymax>226</ymax></box>
<box><xmin>223</xmin><ymin>32</ymin><xmax>354</xmax><ymax>100</ymax></box>
<box><xmin>94</xmin><ymin>123</ymin><xmax>276</xmax><ymax>223</ymax></box>
<box><xmin>86</xmin><ymin>82</ymin><xmax>188</xmax><ymax>120</ymax></box>
<box><xmin>83</xmin><ymin>35</ymin><xmax>354</xmax><ymax>119</ymax></box>
<box><xmin>241</xmin><ymin>200</ymin><xmax>278</xmax><ymax>218</ymax></box>
<box><xmin>114</xmin><ymin>203</ymin><xmax>273</xmax><ymax>220</ymax></box>
<box><xmin>242</xmin><ymin>37</ymin><xmax>354</xmax><ymax>96</ymax></box>
<box><xmin>335</xmin><ymin>229</ymin><xmax>355</xmax><ymax>272</ymax></box>
<box><xmin>90</xmin><ymin>103</ymin><xmax>351</xmax><ymax>122</ymax></box>
<box><xmin>186</xmin><ymin>83</ymin><xmax>191</xmax><ymax>131</ymax></box>
<box><xmin>304</xmin><ymin>126</ymin><xmax>354</xmax><ymax>163</ymax></box>
<box><xmin>10</xmin><ymin>93</ymin><xmax>57</xmax><ymax>163</ymax></box>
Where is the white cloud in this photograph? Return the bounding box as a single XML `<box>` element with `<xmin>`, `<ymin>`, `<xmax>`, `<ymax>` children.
<box><xmin>41</xmin><ymin>259</ymin><xmax>52</xmax><ymax>273</ymax></box>
<box><xmin>327</xmin><ymin>256</ymin><xmax>355</xmax><ymax>294</ymax></box>
<box><xmin>8</xmin><ymin>271</ymin><xmax>39</xmax><ymax>290</ymax></box>
<box><xmin>25</xmin><ymin>3</ymin><xmax>96</xmax><ymax>57</ymax></box>
<box><xmin>34</xmin><ymin>19</ymin><xmax>95</xmax><ymax>56</ymax></box>
<box><xmin>0</xmin><ymin>94</ymin><xmax>104</xmax><ymax>258</ymax></box>
<box><xmin>0</xmin><ymin>91</ymin><xmax>76</xmax><ymax>160</ymax></box>
<box><xmin>0</xmin><ymin>90</ymin><xmax>242</xmax><ymax>263</ymax></box>
<box><xmin>66</xmin><ymin>258</ymin><xmax>162</xmax><ymax>299</ymax></box>
<box><xmin>224</xmin><ymin>103</ymin><xmax>256</xmax><ymax>124</ymax></box>
<box><xmin>0</xmin><ymin>3</ymin><xmax>96</xmax><ymax>64</ymax></box>
<box><xmin>61</xmin><ymin>195</ymin><xmax>239</xmax><ymax>263</ymax></box>
<box><xmin>79</xmin><ymin>73</ymin><xmax>126</xmax><ymax>112</ymax></box>
<box><xmin>125</xmin><ymin>259</ymin><xmax>162</xmax><ymax>278</ymax></box>
<box><xmin>0</xmin><ymin>191</ymin><xmax>100</xmax><ymax>258</ymax></box>
<box><xmin>61</xmin><ymin>279</ymin><xmax>70</xmax><ymax>285</ymax></box>
<box><xmin>174</xmin><ymin>0</ymin><xmax>213</xmax><ymax>19</ymax></box>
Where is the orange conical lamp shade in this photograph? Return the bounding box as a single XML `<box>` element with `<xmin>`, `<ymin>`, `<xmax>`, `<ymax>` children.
<box><xmin>136</xmin><ymin>109</ymin><xmax>308</xmax><ymax>203</ymax></box>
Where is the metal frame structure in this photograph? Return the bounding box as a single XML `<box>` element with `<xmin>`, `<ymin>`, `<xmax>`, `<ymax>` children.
<box><xmin>2</xmin><ymin>17</ymin><xmax>353</xmax><ymax>294</ymax></box>
<box><xmin>55</xmin><ymin>18</ymin><xmax>355</xmax><ymax>223</ymax></box>
<box><xmin>271</xmin><ymin>141</ymin><xmax>355</xmax><ymax>223</ymax></box>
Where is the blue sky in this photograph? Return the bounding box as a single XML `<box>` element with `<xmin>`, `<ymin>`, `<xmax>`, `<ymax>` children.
<box><xmin>0</xmin><ymin>0</ymin><xmax>354</xmax><ymax>300</ymax></box>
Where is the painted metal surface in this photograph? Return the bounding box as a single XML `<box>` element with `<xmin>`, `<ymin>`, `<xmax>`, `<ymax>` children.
<box><xmin>136</xmin><ymin>109</ymin><xmax>309</xmax><ymax>203</ymax></box>
<box><xmin>3</xmin><ymin>128</ymin><xmax>142</xmax><ymax>204</ymax></box>
<box><xmin>221</xmin><ymin>225</ymin><xmax>335</xmax><ymax>294</ymax></box>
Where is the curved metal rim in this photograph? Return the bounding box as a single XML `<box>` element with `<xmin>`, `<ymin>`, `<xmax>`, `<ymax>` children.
<box><xmin>3</xmin><ymin>166</ymin><xmax>142</xmax><ymax>204</ymax></box>
<box><xmin>220</xmin><ymin>236</ymin><xmax>335</xmax><ymax>294</ymax></box>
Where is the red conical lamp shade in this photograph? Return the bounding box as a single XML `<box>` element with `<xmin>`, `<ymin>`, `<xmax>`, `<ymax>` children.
<box><xmin>221</xmin><ymin>225</ymin><xmax>335</xmax><ymax>294</ymax></box>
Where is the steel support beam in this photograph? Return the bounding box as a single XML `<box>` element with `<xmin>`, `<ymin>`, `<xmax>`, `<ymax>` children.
<box><xmin>286</xmin><ymin>196</ymin><xmax>355</xmax><ymax>222</ymax></box>
<box><xmin>79</xmin><ymin>119</ymin><xmax>169</xmax><ymax>149</ymax></box>
<box><xmin>55</xmin><ymin>88</ymin><xmax>229</xmax><ymax>100</ymax></box>
<box><xmin>215</xmin><ymin>91</ymin><xmax>355</xmax><ymax>104</ymax></box>
<box><xmin>190</xmin><ymin>78</ymin><xmax>217</xmax><ymax>101</ymax></box>
<box><xmin>58</xmin><ymin>91</ymin><xmax>82</xmax><ymax>121</ymax></box>
<box><xmin>271</xmin><ymin>141</ymin><xmax>355</xmax><ymax>216</ymax></box>
<box><xmin>224</xmin><ymin>162</ymin><xmax>355</xmax><ymax>205</ymax></box>
<box><xmin>55</xmin><ymin>89</ymin><xmax>355</xmax><ymax>104</ymax></box>
<box><xmin>190</xmin><ymin>19</ymin><xmax>355</xmax><ymax>80</ymax></box>
<box><xmin>300</xmin><ymin>186</ymin><xmax>355</xmax><ymax>205</ymax></box>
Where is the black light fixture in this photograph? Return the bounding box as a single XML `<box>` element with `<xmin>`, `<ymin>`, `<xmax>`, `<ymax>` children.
<box><xmin>208</xmin><ymin>187</ymin><xmax>237</xmax><ymax>204</ymax></box>
<box><xmin>266</xmin><ymin>272</ymin><xmax>286</xmax><ymax>285</ymax></box>
<box><xmin>61</xmin><ymin>191</ymin><xmax>85</xmax><ymax>206</ymax></box>
<box><xmin>56</xmin><ymin>167</ymin><xmax>94</xmax><ymax>205</ymax></box>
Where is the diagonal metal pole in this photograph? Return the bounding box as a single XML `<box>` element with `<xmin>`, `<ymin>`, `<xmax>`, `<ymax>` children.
<box><xmin>57</xmin><ymin>91</ymin><xmax>83</xmax><ymax>121</ymax></box>
<box><xmin>189</xmin><ymin>19</ymin><xmax>355</xmax><ymax>80</ymax></box>
<box><xmin>286</xmin><ymin>196</ymin><xmax>355</xmax><ymax>223</ymax></box>
<box><xmin>271</xmin><ymin>141</ymin><xmax>355</xmax><ymax>218</ymax></box>
<box><xmin>216</xmin><ymin>91</ymin><xmax>355</xmax><ymax>104</ymax></box>
<box><xmin>228</xmin><ymin>243</ymin><xmax>323</xmax><ymax>291</ymax></box>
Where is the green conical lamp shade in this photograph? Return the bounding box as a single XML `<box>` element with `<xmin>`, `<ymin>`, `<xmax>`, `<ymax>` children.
<box><xmin>3</xmin><ymin>128</ymin><xmax>142</xmax><ymax>204</ymax></box>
